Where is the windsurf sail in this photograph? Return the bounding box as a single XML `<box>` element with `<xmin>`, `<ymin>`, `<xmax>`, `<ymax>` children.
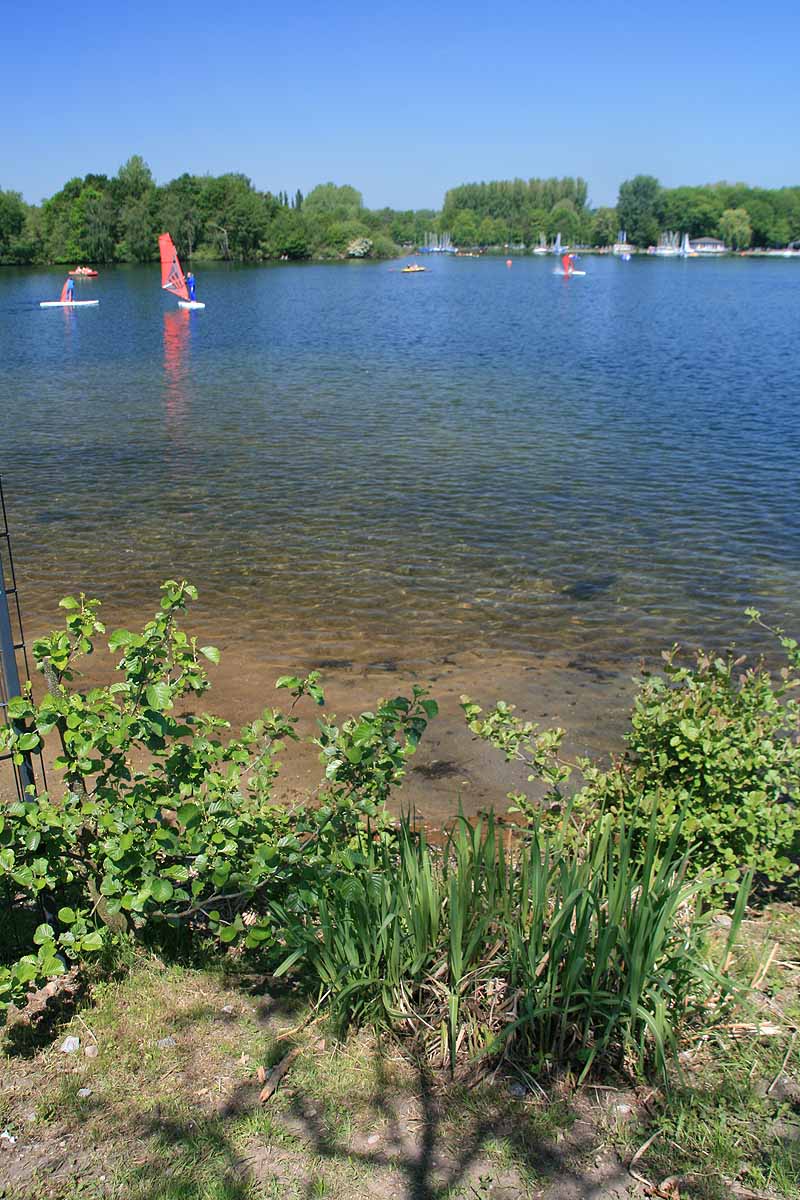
<box><xmin>159</xmin><ymin>233</ymin><xmax>189</xmax><ymax>301</ymax></box>
<box><xmin>60</xmin><ymin>278</ymin><xmax>69</xmax><ymax>302</ymax></box>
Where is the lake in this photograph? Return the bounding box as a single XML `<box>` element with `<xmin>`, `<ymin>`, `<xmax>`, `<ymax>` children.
<box><xmin>2</xmin><ymin>255</ymin><xmax>799</xmax><ymax>815</ymax></box>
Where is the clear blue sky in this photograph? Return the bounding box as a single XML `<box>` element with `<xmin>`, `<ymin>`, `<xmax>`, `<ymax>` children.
<box><xmin>3</xmin><ymin>0</ymin><xmax>797</xmax><ymax>210</ymax></box>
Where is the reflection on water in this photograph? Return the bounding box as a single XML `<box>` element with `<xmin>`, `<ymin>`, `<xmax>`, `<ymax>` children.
<box><xmin>162</xmin><ymin>308</ymin><xmax>191</xmax><ymax>441</ymax></box>
<box><xmin>3</xmin><ymin>257</ymin><xmax>800</xmax><ymax>667</ymax></box>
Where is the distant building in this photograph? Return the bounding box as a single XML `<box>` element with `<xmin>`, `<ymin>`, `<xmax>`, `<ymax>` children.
<box><xmin>690</xmin><ymin>236</ymin><xmax>728</xmax><ymax>255</ymax></box>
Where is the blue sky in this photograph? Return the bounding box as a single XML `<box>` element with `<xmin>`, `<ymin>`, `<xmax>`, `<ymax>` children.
<box><xmin>2</xmin><ymin>0</ymin><xmax>797</xmax><ymax>209</ymax></box>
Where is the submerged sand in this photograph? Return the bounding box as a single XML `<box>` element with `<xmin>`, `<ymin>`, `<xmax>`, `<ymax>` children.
<box><xmin>2</xmin><ymin>601</ymin><xmax>637</xmax><ymax>823</ymax></box>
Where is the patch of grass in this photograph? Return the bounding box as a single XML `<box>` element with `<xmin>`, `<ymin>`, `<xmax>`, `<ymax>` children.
<box><xmin>2</xmin><ymin>903</ymin><xmax>798</xmax><ymax>1200</ymax></box>
<box><xmin>617</xmin><ymin>902</ymin><xmax>800</xmax><ymax>1199</ymax></box>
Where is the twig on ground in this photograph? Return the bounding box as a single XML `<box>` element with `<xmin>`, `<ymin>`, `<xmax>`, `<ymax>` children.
<box><xmin>77</xmin><ymin>1013</ymin><xmax>98</xmax><ymax>1044</ymax></box>
<box><xmin>751</xmin><ymin>942</ymin><xmax>779</xmax><ymax>989</ymax></box>
<box><xmin>259</xmin><ymin>1046</ymin><xmax>302</xmax><ymax>1103</ymax></box>
<box><xmin>628</xmin><ymin>1128</ymin><xmax>661</xmax><ymax>1190</ymax></box>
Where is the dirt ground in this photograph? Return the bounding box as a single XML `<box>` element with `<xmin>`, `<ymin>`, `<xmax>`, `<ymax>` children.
<box><xmin>0</xmin><ymin>960</ymin><xmax>641</xmax><ymax>1200</ymax></box>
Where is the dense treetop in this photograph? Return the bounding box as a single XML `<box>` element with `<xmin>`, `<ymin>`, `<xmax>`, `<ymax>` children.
<box><xmin>0</xmin><ymin>156</ymin><xmax>798</xmax><ymax>263</ymax></box>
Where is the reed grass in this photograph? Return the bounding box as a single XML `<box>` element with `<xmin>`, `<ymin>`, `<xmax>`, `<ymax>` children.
<box><xmin>276</xmin><ymin>810</ymin><xmax>747</xmax><ymax>1081</ymax></box>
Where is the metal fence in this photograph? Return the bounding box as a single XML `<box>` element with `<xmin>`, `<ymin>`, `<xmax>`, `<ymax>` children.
<box><xmin>0</xmin><ymin>475</ymin><xmax>38</xmax><ymax>799</ymax></box>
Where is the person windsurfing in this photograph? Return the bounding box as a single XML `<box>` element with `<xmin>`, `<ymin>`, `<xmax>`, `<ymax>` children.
<box><xmin>186</xmin><ymin>271</ymin><xmax>197</xmax><ymax>302</ymax></box>
<box><xmin>65</xmin><ymin>276</ymin><xmax>75</xmax><ymax>302</ymax></box>
<box><xmin>561</xmin><ymin>252</ymin><xmax>573</xmax><ymax>277</ymax></box>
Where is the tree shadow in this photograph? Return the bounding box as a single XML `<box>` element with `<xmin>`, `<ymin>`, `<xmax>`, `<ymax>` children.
<box><xmin>117</xmin><ymin>1042</ymin><xmax>617</xmax><ymax>1200</ymax></box>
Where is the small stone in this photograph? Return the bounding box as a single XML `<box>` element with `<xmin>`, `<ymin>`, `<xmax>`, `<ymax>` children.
<box><xmin>507</xmin><ymin>1081</ymin><xmax>527</xmax><ymax>1099</ymax></box>
<box><xmin>1</xmin><ymin>1129</ymin><xmax>17</xmax><ymax>1146</ymax></box>
<box><xmin>157</xmin><ymin>1036</ymin><xmax>176</xmax><ymax>1049</ymax></box>
<box><xmin>713</xmin><ymin>914</ymin><xmax>733</xmax><ymax>928</ymax></box>
<box><xmin>77</xmin><ymin>1088</ymin><xmax>92</xmax><ymax>1099</ymax></box>
<box><xmin>613</xmin><ymin>1103</ymin><xmax>633</xmax><ymax>1119</ymax></box>
<box><xmin>25</xmin><ymin>1112</ymin><xmax>36</xmax><ymax>1123</ymax></box>
<box><xmin>59</xmin><ymin>1036</ymin><xmax>80</xmax><ymax>1054</ymax></box>
<box><xmin>366</xmin><ymin>1133</ymin><xmax>380</xmax><ymax>1146</ymax></box>
<box><xmin>221</xmin><ymin>1005</ymin><xmax>234</xmax><ymax>1014</ymax></box>
<box><xmin>84</xmin><ymin>1044</ymin><xmax>99</xmax><ymax>1059</ymax></box>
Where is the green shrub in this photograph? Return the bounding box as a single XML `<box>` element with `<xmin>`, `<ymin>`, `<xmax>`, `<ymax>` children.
<box><xmin>0</xmin><ymin>583</ymin><xmax>435</xmax><ymax>1012</ymax></box>
<box><xmin>463</xmin><ymin>614</ymin><xmax>800</xmax><ymax>894</ymax></box>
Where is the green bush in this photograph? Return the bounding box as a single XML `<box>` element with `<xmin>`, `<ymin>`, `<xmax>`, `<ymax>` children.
<box><xmin>0</xmin><ymin>582</ymin><xmax>435</xmax><ymax>1012</ymax></box>
<box><xmin>463</xmin><ymin>614</ymin><xmax>800</xmax><ymax>894</ymax></box>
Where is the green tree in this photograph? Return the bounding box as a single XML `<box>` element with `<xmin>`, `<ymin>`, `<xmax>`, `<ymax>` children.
<box><xmin>114</xmin><ymin>154</ymin><xmax>155</xmax><ymax>203</ymax></box>
<box><xmin>450</xmin><ymin>209</ymin><xmax>479</xmax><ymax>246</ymax></box>
<box><xmin>262</xmin><ymin>209</ymin><xmax>309</xmax><ymax>259</ymax></box>
<box><xmin>303</xmin><ymin>183</ymin><xmax>363</xmax><ymax>222</ymax></box>
<box><xmin>160</xmin><ymin>174</ymin><xmax>204</xmax><ymax>259</ymax></box>
<box><xmin>591</xmin><ymin>206</ymin><xmax>619</xmax><ymax>247</ymax></box>
<box><xmin>617</xmin><ymin>174</ymin><xmax>662</xmax><ymax>248</ymax></box>
<box><xmin>119</xmin><ymin>192</ymin><xmax>160</xmax><ymax>262</ymax></box>
<box><xmin>75</xmin><ymin>186</ymin><xmax>117</xmax><ymax>262</ymax></box>
<box><xmin>718</xmin><ymin>207</ymin><xmax>752</xmax><ymax>250</ymax></box>
<box><xmin>0</xmin><ymin>189</ymin><xmax>26</xmax><ymax>258</ymax></box>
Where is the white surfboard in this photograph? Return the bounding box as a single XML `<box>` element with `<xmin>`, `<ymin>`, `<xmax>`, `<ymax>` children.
<box><xmin>40</xmin><ymin>300</ymin><xmax>100</xmax><ymax>308</ymax></box>
<box><xmin>552</xmin><ymin>269</ymin><xmax>586</xmax><ymax>277</ymax></box>
<box><xmin>178</xmin><ymin>300</ymin><xmax>206</xmax><ymax>310</ymax></box>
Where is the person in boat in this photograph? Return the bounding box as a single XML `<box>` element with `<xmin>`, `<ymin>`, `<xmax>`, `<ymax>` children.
<box><xmin>186</xmin><ymin>271</ymin><xmax>196</xmax><ymax>302</ymax></box>
<box><xmin>65</xmin><ymin>277</ymin><xmax>75</xmax><ymax>302</ymax></box>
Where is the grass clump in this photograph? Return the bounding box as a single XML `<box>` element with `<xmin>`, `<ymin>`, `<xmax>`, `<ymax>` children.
<box><xmin>276</xmin><ymin>810</ymin><xmax>749</xmax><ymax>1082</ymax></box>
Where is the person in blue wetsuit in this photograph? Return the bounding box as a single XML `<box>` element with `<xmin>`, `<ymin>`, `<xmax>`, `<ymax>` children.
<box><xmin>186</xmin><ymin>271</ymin><xmax>196</xmax><ymax>302</ymax></box>
<box><xmin>65</xmin><ymin>277</ymin><xmax>75</xmax><ymax>302</ymax></box>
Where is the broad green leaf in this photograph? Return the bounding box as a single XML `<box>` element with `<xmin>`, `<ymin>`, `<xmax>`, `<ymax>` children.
<box><xmin>145</xmin><ymin>683</ymin><xmax>172</xmax><ymax>712</ymax></box>
<box><xmin>150</xmin><ymin>878</ymin><xmax>174</xmax><ymax>903</ymax></box>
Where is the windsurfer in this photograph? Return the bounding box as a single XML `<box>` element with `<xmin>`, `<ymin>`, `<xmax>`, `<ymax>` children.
<box><xmin>186</xmin><ymin>271</ymin><xmax>197</xmax><ymax>302</ymax></box>
<box><xmin>561</xmin><ymin>253</ymin><xmax>574</xmax><ymax>277</ymax></box>
<box><xmin>65</xmin><ymin>277</ymin><xmax>75</xmax><ymax>302</ymax></box>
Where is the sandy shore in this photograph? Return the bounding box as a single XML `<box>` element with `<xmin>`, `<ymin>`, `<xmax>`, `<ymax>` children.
<box><xmin>2</xmin><ymin>602</ymin><xmax>637</xmax><ymax>824</ymax></box>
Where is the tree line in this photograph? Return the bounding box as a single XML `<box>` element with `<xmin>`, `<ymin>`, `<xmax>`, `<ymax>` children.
<box><xmin>0</xmin><ymin>156</ymin><xmax>437</xmax><ymax>265</ymax></box>
<box><xmin>1</xmin><ymin>157</ymin><xmax>798</xmax><ymax>263</ymax></box>
<box><xmin>615</xmin><ymin>175</ymin><xmax>800</xmax><ymax>249</ymax></box>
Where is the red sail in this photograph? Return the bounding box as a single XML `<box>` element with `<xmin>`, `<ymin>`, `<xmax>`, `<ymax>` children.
<box><xmin>158</xmin><ymin>233</ymin><xmax>189</xmax><ymax>301</ymax></box>
<box><xmin>60</xmin><ymin>278</ymin><xmax>70</xmax><ymax>302</ymax></box>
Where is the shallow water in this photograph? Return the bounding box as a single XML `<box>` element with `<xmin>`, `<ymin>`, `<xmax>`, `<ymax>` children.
<box><xmin>2</xmin><ymin>255</ymin><xmax>800</xmax><ymax>668</ymax></box>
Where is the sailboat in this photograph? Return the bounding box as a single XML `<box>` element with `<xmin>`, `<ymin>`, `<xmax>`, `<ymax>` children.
<box><xmin>679</xmin><ymin>232</ymin><xmax>696</xmax><ymax>258</ymax></box>
<box><xmin>159</xmin><ymin>233</ymin><xmax>205</xmax><ymax>310</ymax></box>
<box><xmin>40</xmin><ymin>277</ymin><xmax>100</xmax><ymax>308</ymax></box>
<box><xmin>552</xmin><ymin>232</ymin><xmax>562</xmax><ymax>256</ymax></box>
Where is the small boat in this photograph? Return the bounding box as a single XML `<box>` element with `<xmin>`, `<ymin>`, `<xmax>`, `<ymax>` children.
<box><xmin>401</xmin><ymin>264</ymin><xmax>427</xmax><ymax>273</ymax></box>
<box><xmin>40</xmin><ymin>277</ymin><xmax>100</xmax><ymax>308</ymax></box>
<box><xmin>69</xmin><ymin>267</ymin><xmax>99</xmax><ymax>277</ymax></box>
<box><xmin>159</xmin><ymin>232</ymin><xmax>205</xmax><ymax>309</ymax></box>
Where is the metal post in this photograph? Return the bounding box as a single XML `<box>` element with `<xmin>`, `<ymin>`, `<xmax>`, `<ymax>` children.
<box><xmin>0</xmin><ymin>476</ymin><xmax>38</xmax><ymax>799</ymax></box>
<box><xmin>0</xmin><ymin>549</ymin><xmax>35</xmax><ymax>795</ymax></box>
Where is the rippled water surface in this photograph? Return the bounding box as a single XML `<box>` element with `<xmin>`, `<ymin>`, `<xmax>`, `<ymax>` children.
<box><xmin>3</xmin><ymin>256</ymin><xmax>800</xmax><ymax>663</ymax></box>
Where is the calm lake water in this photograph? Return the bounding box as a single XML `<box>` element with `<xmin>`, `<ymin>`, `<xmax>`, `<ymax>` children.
<box><xmin>2</xmin><ymin>256</ymin><xmax>800</xmax><ymax>668</ymax></box>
